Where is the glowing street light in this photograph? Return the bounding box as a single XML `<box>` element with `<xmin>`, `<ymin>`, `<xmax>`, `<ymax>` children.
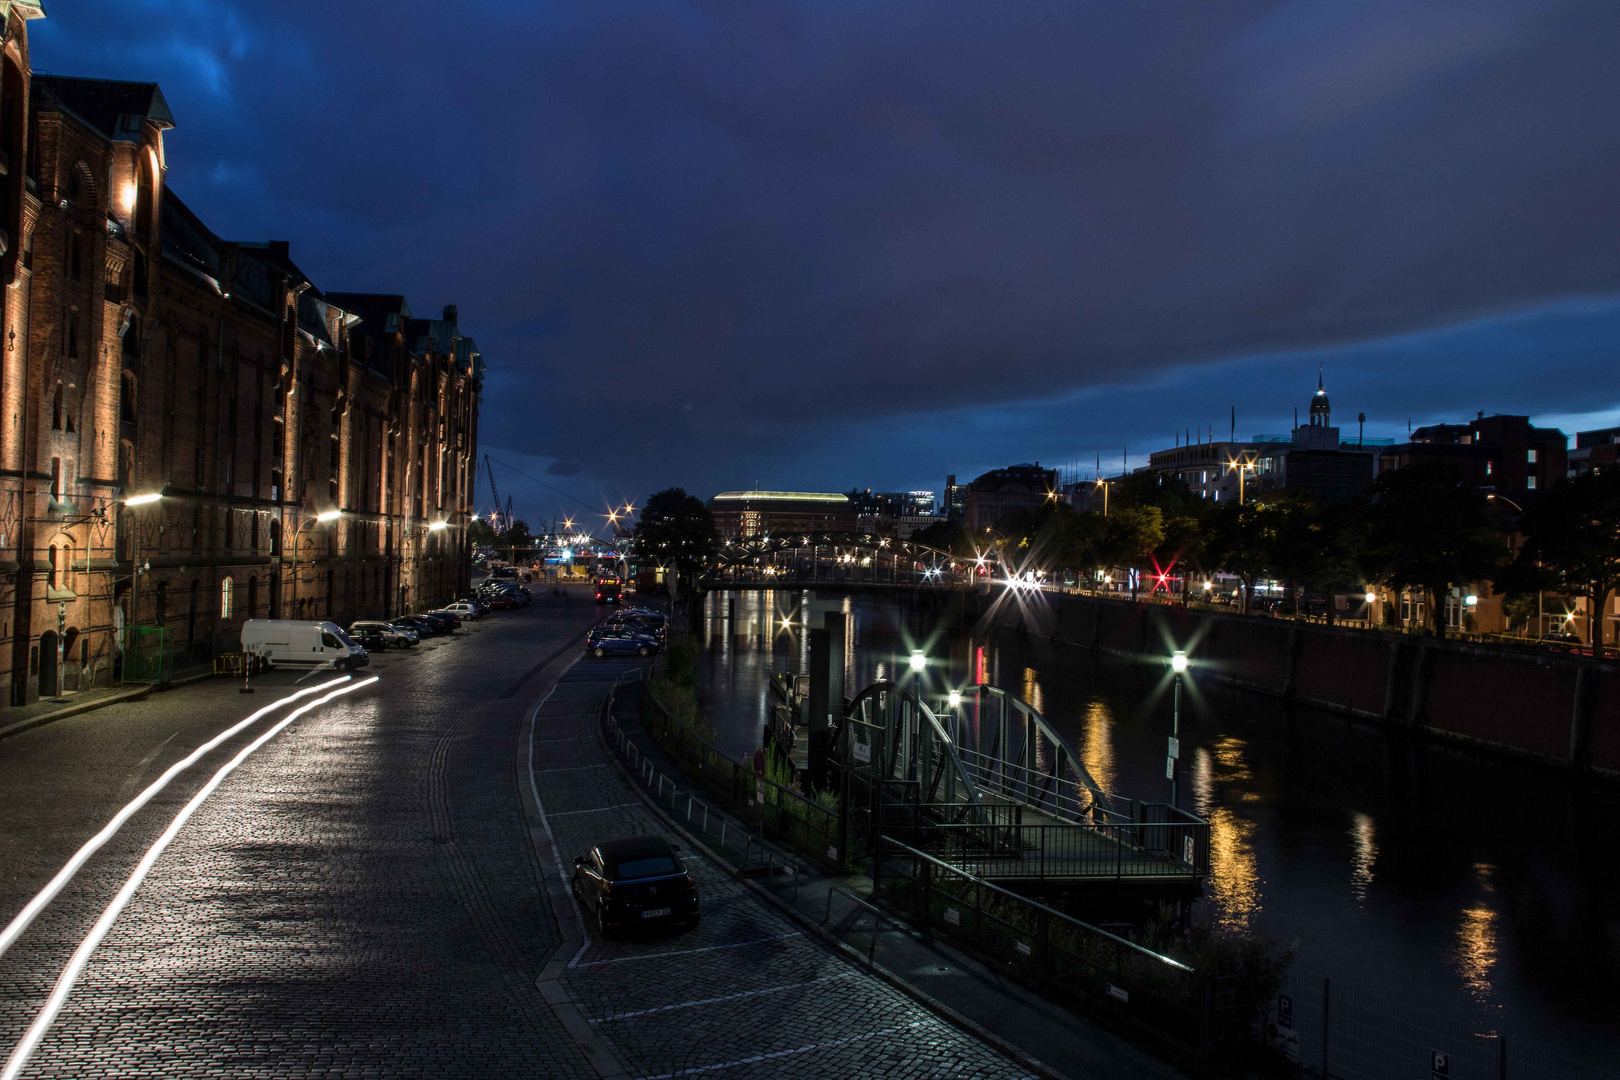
<box><xmin>1169</xmin><ymin>649</ymin><xmax>1188</xmax><ymax>809</ymax></box>
<box><xmin>1170</xmin><ymin>650</ymin><xmax>1188</xmax><ymax>673</ymax></box>
<box><xmin>124</xmin><ymin>492</ymin><xmax>163</xmax><ymax>507</ymax></box>
<box><xmin>1226</xmin><ymin>456</ymin><xmax>1257</xmax><ymax>504</ymax></box>
<box><xmin>947</xmin><ymin>689</ymin><xmax>962</xmax><ymax>709</ymax></box>
<box><xmin>908</xmin><ymin>650</ymin><xmax>927</xmax><ymax>673</ymax></box>
<box><xmin>316</xmin><ymin>509</ymin><xmax>343</xmax><ymax>523</ymax></box>
<box><xmin>428</xmin><ymin>520</ymin><xmax>448</xmax><ymax>532</ymax></box>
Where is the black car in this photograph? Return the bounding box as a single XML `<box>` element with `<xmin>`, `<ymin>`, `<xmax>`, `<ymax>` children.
<box><xmin>392</xmin><ymin>615</ymin><xmax>441</xmax><ymax>637</ymax></box>
<box><xmin>572</xmin><ymin>836</ymin><xmax>698</xmax><ymax>936</ymax></box>
<box><xmin>346</xmin><ymin>623</ymin><xmax>391</xmax><ymax>651</ymax></box>
<box><xmin>414</xmin><ymin>612</ymin><xmax>457</xmax><ymax>633</ymax></box>
<box><xmin>424</xmin><ymin>609</ymin><xmax>462</xmax><ymax>630</ymax></box>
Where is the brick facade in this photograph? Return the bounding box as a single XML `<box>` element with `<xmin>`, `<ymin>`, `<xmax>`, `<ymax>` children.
<box><xmin>0</xmin><ymin>10</ymin><xmax>483</xmax><ymax>705</ymax></box>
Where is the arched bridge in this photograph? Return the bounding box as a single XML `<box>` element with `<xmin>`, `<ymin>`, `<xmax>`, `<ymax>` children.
<box><xmin>702</xmin><ymin>531</ymin><xmax>997</xmax><ymax>589</ymax></box>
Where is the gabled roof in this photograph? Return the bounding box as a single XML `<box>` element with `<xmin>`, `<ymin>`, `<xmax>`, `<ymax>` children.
<box><xmin>32</xmin><ymin>75</ymin><xmax>175</xmax><ymax>139</ymax></box>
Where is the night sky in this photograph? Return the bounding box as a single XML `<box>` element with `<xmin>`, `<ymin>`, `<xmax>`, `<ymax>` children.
<box><xmin>36</xmin><ymin>2</ymin><xmax>1620</xmax><ymax>526</ymax></box>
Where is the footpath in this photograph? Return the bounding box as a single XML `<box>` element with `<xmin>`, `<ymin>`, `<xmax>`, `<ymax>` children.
<box><xmin>603</xmin><ymin>676</ymin><xmax>1189</xmax><ymax>1080</ymax></box>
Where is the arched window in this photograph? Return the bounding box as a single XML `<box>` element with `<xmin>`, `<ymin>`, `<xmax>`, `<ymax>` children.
<box><xmin>69</xmin><ymin>233</ymin><xmax>82</xmax><ymax>280</ymax></box>
<box><xmin>120</xmin><ymin>372</ymin><xmax>136</xmax><ymax>424</ymax></box>
<box><xmin>49</xmin><ymin>457</ymin><xmax>61</xmax><ymax>499</ymax></box>
<box><xmin>269</xmin><ymin>519</ymin><xmax>281</xmax><ymax>556</ymax></box>
<box><xmin>220</xmin><ymin>577</ymin><xmax>233</xmax><ymax>620</ymax></box>
<box><xmin>65</xmin><ymin>384</ymin><xmax>75</xmax><ymax>433</ymax></box>
<box><xmin>118</xmin><ymin>439</ymin><xmax>134</xmax><ymax>490</ymax></box>
<box><xmin>46</xmin><ymin>544</ymin><xmax>56</xmax><ymax>587</ymax></box>
<box><xmin>51</xmin><ymin>383</ymin><xmax>62</xmax><ymax>429</ymax></box>
<box><xmin>247</xmin><ymin>576</ymin><xmax>258</xmax><ymax>619</ymax></box>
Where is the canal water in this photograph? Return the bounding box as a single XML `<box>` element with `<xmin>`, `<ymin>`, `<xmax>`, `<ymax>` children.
<box><xmin>691</xmin><ymin>589</ymin><xmax>1620</xmax><ymax>1064</ymax></box>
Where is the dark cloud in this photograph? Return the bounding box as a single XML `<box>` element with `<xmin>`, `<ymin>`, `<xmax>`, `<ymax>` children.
<box><xmin>546</xmin><ymin>460</ymin><xmax>584</xmax><ymax>478</ymax></box>
<box><xmin>34</xmin><ymin>1</ymin><xmax>1620</xmax><ymax>516</ymax></box>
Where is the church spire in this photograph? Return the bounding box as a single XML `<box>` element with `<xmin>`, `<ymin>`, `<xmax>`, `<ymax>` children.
<box><xmin>1310</xmin><ymin>364</ymin><xmax>1331</xmax><ymax>427</ymax></box>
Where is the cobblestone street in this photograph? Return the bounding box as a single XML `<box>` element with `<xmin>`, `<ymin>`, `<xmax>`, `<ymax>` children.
<box><xmin>0</xmin><ymin>591</ymin><xmax>1033</xmax><ymax>1078</ymax></box>
<box><xmin>0</xmin><ymin>593</ymin><xmax>600</xmax><ymax>1078</ymax></box>
<box><xmin>529</xmin><ymin>662</ymin><xmax>1033</xmax><ymax>1080</ymax></box>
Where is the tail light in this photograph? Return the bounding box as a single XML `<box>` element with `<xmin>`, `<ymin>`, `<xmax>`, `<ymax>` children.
<box><xmin>681</xmin><ymin>874</ymin><xmax>695</xmax><ymax>890</ymax></box>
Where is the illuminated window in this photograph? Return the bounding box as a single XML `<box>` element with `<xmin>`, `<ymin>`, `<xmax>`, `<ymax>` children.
<box><xmin>1485</xmin><ymin>461</ymin><xmax>1492</xmax><ymax>476</ymax></box>
<box><xmin>1526</xmin><ymin>449</ymin><xmax>1537</xmax><ymax>463</ymax></box>
<box><xmin>1526</xmin><ymin>475</ymin><xmax>1537</xmax><ymax>490</ymax></box>
<box><xmin>221</xmin><ymin>577</ymin><xmax>233</xmax><ymax>619</ymax></box>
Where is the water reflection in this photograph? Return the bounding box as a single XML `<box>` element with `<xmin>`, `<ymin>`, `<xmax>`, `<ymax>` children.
<box><xmin>1350</xmin><ymin>812</ymin><xmax>1377</xmax><ymax>907</ymax></box>
<box><xmin>1079</xmin><ymin>702</ymin><xmax>1117</xmax><ymax>797</ymax></box>
<box><xmin>1454</xmin><ymin>863</ymin><xmax>1500</xmax><ymax>1009</ymax></box>
<box><xmin>1199</xmin><ymin>737</ymin><xmax>1263</xmax><ymax>933</ymax></box>
<box><xmin>691</xmin><ymin>589</ymin><xmax>1620</xmax><ymax>1062</ymax></box>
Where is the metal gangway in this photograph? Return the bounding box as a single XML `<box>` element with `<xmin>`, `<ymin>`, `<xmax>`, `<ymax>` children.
<box><xmin>820</xmin><ymin>679</ymin><xmax>1210</xmax><ymax>891</ymax></box>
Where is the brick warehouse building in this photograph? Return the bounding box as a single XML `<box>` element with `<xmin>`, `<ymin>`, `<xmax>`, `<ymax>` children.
<box><xmin>0</xmin><ymin>7</ymin><xmax>483</xmax><ymax>705</ymax></box>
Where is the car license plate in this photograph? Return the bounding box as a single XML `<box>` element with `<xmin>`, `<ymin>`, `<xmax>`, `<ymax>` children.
<box><xmin>641</xmin><ymin>907</ymin><xmax>672</xmax><ymax>919</ymax></box>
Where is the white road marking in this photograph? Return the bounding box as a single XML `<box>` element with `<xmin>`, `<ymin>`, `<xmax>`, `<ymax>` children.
<box><xmin>573</xmin><ymin>932</ymin><xmax>805</xmax><ymax>968</ymax></box>
<box><xmin>636</xmin><ymin>1020</ymin><xmax>932</xmax><ymax>1078</ymax></box>
<box><xmin>527</xmin><ymin>685</ymin><xmax>597</xmax><ymax>967</ymax></box>
<box><xmin>592</xmin><ymin>972</ymin><xmax>859</xmax><ymax>1022</ymax></box>
<box><xmin>0</xmin><ymin>677</ymin><xmax>378</xmax><ymax>1080</ymax></box>
<box><xmin>549</xmin><ymin>802</ymin><xmax>640</xmax><ymax>817</ymax></box>
<box><xmin>0</xmin><ymin>676</ymin><xmax>352</xmax><ymax>963</ymax></box>
<box><xmin>534</xmin><ymin>763</ymin><xmax>609</xmax><ymax>773</ymax></box>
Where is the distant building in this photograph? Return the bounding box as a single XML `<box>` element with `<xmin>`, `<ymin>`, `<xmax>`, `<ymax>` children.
<box><xmin>962</xmin><ymin>464</ymin><xmax>1057</xmax><ymax>534</ymax></box>
<box><xmin>1379</xmin><ymin>413</ymin><xmax>1567</xmax><ymax>500</ymax></box>
<box><xmin>1146</xmin><ymin>374</ymin><xmax>1380</xmax><ymax>502</ymax></box>
<box><xmin>846</xmin><ymin>489</ymin><xmax>938</xmax><ymax>535</ymax></box>
<box><xmin>1568</xmin><ymin>426</ymin><xmax>1620</xmax><ymax>479</ymax></box>
<box><xmin>709</xmin><ymin>491</ymin><xmax>856</xmax><ymax>540</ymax></box>
<box><xmin>942</xmin><ymin>476</ymin><xmax>966</xmax><ymax>520</ymax></box>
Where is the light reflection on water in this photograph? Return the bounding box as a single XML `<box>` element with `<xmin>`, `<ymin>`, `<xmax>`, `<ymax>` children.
<box><xmin>691</xmin><ymin>590</ymin><xmax>1620</xmax><ymax>1060</ymax></box>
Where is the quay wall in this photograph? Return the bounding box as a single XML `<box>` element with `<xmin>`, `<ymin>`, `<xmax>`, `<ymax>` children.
<box><xmin>975</xmin><ymin>591</ymin><xmax>1620</xmax><ymax>780</ymax></box>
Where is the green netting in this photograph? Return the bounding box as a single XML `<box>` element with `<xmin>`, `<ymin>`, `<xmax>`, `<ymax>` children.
<box><xmin>124</xmin><ymin>625</ymin><xmax>173</xmax><ymax>685</ymax></box>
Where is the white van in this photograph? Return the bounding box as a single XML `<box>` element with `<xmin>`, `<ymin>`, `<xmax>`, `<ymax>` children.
<box><xmin>240</xmin><ymin>620</ymin><xmax>370</xmax><ymax>671</ymax></box>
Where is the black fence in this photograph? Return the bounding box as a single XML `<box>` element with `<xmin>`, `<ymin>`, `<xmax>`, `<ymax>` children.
<box><xmin>873</xmin><ymin>837</ymin><xmax>1230</xmax><ymax>1056</ymax></box>
<box><xmin>1270</xmin><ymin>967</ymin><xmax>1617</xmax><ymax>1080</ymax></box>
<box><xmin>638</xmin><ymin>686</ymin><xmax>848</xmax><ymax>872</ymax></box>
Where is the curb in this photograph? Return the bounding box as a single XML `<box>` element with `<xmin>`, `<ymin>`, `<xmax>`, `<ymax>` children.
<box><xmin>0</xmin><ymin>685</ymin><xmax>154</xmax><ymax>742</ymax></box>
<box><xmin>597</xmin><ymin>698</ymin><xmax>1073</xmax><ymax>1080</ymax></box>
<box><xmin>518</xmin><ymin>676</ymin><xmax>634</xmax><ymax>1080</ymax></box>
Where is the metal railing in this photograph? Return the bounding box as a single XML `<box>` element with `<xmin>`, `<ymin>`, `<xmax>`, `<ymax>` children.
<box><xmin>892</xmin><ymin>814</ymin><xmax>1209</xmax><ymax>881</ymax></box>
<box><xmin>639</xmin><ymin>685</ymin><xmax>848</xmax><ymax>871</ymax></box>
<box><xmin>872</xmin><ymin>837</ymin><xmax>1227</xmax><ymax>1055</ymax></box>
<box><xmin>1270</xmin><ymin>967</ymin><xmax>1618</xmax><ymax>1080</ymax></box>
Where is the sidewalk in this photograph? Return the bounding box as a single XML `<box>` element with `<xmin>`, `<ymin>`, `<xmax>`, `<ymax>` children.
<box><xmin>0</xmin><ymin>684</ymin><xmax>153</xmax><ymax>742</ymax></box>
<box><xmin>604</xmin><ymin>679</ymin><xmax>1191</xmax><ymax>1080</ymax></box>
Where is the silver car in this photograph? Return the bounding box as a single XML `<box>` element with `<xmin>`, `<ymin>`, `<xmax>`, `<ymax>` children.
<box><xmin>353</xmin><ymin>619</ymin><xmax>417</xmax><ymax>648</ymax></box>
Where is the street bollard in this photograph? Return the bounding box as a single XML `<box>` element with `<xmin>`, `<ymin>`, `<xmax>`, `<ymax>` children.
<box><xmin>240</xmin><ymin>652</ymin><xmax>255</xmax><ymax>694</ymax></box>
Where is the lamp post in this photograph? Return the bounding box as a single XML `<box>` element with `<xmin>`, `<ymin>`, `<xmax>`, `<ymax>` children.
<box><xmin>290</xmin><ymin>509</ymin><xmax>342</xmax><ymax>619</ymax></box>
<box><xmin>1094</xmin><ymin>476</ymin><xmax>1110</xmax><ymax>517</ymax></box>
<box><xmin>1169</xmin><ymin>650</ymin><xmax>1188</xmax><ymax>810</ymax></box>
<box><xmin>1226</xmin><ymin>456</ymin><xmax>1256</xmax><ymax>504</ymax></box>
<box><xmin>122</xmin><ymin>493</ymin><xmax>162</xmax><ymax>633</ymax></box>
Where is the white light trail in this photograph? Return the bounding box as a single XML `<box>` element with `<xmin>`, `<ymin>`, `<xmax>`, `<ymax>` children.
<box><xmin>1</xmin><ymin>677</ymin><xmax>377</xmax><ymax>1080</ymax></box>
<box><xmin>0</xmin><ymin>676</ymin><xmax>352</xmax><ymax>963</ymax></box>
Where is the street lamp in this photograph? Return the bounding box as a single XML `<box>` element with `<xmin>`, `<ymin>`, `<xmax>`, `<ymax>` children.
<box><xmin>289</xmin><ymin>510</ymin><xmax>343</xmax><ymax>619</ymax></box>
<box><xmin>1094</xmin><ymin>476</ymin><xmax>1110</xmax><ymax>517</ymax></box>
<box><xmin>122</xmin><ymin>493</ymin><xmax>163</xmax><ymax>639</ymax></box>
<box><xmin>1168</xmin><ymin>650</ymin><xmax>1187</xmax><ymax>809</ymax></box>
<box><xmin>1226</xmin><ymin>457</ymin><xmax>1257</xmax><ymax>504</ymax></box>
<box><xmin>908</xmin><ymin>649</ymin><xmax>927</xmax><ymax>673</ymax></box>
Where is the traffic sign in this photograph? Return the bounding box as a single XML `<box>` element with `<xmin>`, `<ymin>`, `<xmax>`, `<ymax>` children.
<box><xmin>1167</xmin><ymin>736</ymin><xmax>1180</xmax><ymax>760</ymax></box>
<box><xmin>1165</xmin><ymin>756</ymin><xmax>1175</xmax><ymax>779</ymax></box>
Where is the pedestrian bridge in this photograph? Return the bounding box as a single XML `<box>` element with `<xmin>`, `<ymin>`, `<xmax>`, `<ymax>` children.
<box><xmin>772</xmin><ymin>674</ymin><xmax>1209</xmax><ymax>893</ymax></box>
<box><xmin>702</xmin><ymin>531</ymin><xmax>994</xmax><ymax>590</ymax></box>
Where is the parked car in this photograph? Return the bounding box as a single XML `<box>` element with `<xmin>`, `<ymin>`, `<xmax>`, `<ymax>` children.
<box><xmin>392</xmin><ymin>615</ymin><xmax>441</xmax><ymax>638</ymax></box>
<box><xmin>572</xmin><ymin>836</ymin><xmax>698</xmax><ymax>936</ymax></box>
<box><xmin>425</xmin><ymin>609</ymin><xmax>463</xmax><ymax>630</ymax></box>
<box><xmin>442</xmin><ymin>601</ymin><xmax>482</xmax><ymax>621</ymax></box>
<box><xmin>346</xmin><ymin>623</ymin><xmax>391</xmax><ymax>652</ymax></box>
<box><xmin>353</xmin><ymin>619</ymin><xmax>416</xmax><ymax>648</ymax></box>
<box><xmin>485</xmin><ymin>590</ymin><xmax>522</xmax><ymax>610</ymax></box>
<box><xmin>241</xmin><ymin>620</ymin><xmax>369</xmax><ymax>671</ymax></box>
<box><xmin>585</xmin><ymin>626</ymin><xmax>660</xmax><ymax>657</ymax></box>
<box><xmin>489</xmin><ymin>566</ymin><xmax>519</xmax><ymax>580</ymax></box>
<box><xmin>595</xmin><ymin>578</ymin><xmax>623</xmax><ymax>605</ymax></box>
<box><xmin>605</xmin><ymin>614</ymin><xmax>665</xmax><ymax>642</ymax></box>
<box><xmin>417</xmin><ymin>611</ymin><xmax>459</xmax><ymax>632</ymax></box>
